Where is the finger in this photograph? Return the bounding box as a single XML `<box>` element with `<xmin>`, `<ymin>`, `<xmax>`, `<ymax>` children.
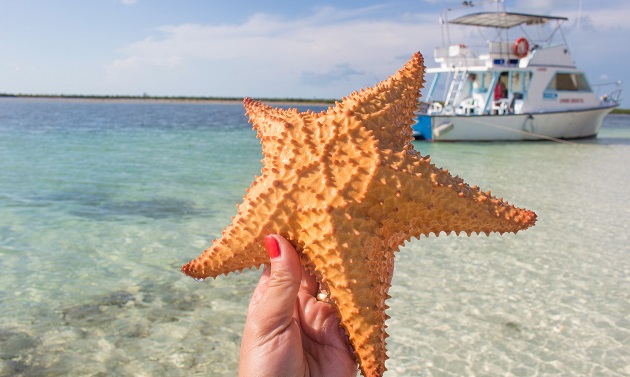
<box><xmin>250</xmin><ymin>235</ymin><xmax>302</xmax><ymax>329</ymax></box>
<box><xmin>300</xmin><ymin>264</ymin><xmax>319</xmax><ymax>297</ymax></box>
<box><xmin>246</xmin><ymin>264</ymin><xmax>270</xmax><ymax>316</ymax></box>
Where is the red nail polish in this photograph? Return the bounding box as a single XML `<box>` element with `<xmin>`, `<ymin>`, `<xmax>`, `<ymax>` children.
<box><xmin>264</xmin><ymin>236</ymin><xmax>280</xmax><ymax>259</ymax></box>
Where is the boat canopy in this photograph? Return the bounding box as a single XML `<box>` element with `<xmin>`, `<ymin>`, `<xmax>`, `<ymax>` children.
<box><xmin>449</xmin><ymin>12</ymin><xmax>568</xmax><ymax>29</ymax></box>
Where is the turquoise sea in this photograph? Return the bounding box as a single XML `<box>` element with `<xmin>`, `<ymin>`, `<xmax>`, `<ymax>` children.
<box><xmin>1</xmin><ymin>98</ymin><xmax>629</xmax><ymax>376</ymax></box>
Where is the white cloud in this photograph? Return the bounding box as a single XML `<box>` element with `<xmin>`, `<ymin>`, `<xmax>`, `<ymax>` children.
<box><xmin>514</xmin><ymin>0</ymin><xmax>575</xmax><ymax>14</ymax></box>
<box><xmin>116</xmin><ymin>0</ymin><xmax>137</xmax><ymax>5</ymax></box>
<box><xmin>300</xmin><ymin>63</ymin><xmax>363</xmax><ymax>86</ymax></box>
<box><xmin>511</xmin><ymin>0</ymin><xmax>630</xmax><ymax>28</ymax></box>
<box><xmin>102</xmin><ymin>3</ymin><xmax>629</xmax><ymax>101</ymax></box>
<box><xmin>104</xmin><ymin>7</ymin><xmax>435</xmax><ymax>97</ymax></box>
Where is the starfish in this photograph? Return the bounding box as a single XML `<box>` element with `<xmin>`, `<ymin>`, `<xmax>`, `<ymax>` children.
<box><xmin>182</xmin><ymin>52</ymin><xmax>536</xmax><ymax>377</ymax></box>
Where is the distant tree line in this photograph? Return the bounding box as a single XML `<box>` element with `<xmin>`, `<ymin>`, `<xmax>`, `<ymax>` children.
<box><xmin>0</xmin><ymin>93</ymin><xmax>339</xmax><ymax>105</ymax></box>
<box><xmin>1</xmin><ymin>93</ymin><xmax>627</xmax><ymax>113</ymax></box>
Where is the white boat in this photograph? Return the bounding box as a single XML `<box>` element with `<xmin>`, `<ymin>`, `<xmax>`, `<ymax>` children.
<box><xmin>414</xmin><ymin>2</ymin><xmax>622</xmax><ymax>141</ymax></box>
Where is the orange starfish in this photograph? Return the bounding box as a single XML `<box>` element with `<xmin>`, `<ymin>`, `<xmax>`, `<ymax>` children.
<box><xmin>182</xmin><ymin>52</ymin><xmax>536</xmax><ymax>377</ymax></box>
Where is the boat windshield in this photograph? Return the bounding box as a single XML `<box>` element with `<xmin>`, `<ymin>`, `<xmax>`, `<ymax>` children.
<box><xmin>545</xmin><ymin>72</ymin><xmax>592</xmax><ymax>92</ymax></box>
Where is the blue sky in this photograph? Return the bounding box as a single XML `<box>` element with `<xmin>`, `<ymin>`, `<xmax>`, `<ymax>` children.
<box><xmin>0</xmin><ymin>0</ymin><xmax>627</xmax><ymax>105</ymax></box>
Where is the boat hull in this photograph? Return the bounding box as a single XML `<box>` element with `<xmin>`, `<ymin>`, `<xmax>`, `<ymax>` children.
<box><xmin>413</xmin><ymin>106</ymin><xmax>616</xmax><ymax>141</ymax></box>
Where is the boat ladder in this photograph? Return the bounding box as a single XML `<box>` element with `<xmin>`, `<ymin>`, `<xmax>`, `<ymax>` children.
<box><xmin>444</xmin><ymin>66</ymin><xmax>467</xmax><ymax>111</ymax></box>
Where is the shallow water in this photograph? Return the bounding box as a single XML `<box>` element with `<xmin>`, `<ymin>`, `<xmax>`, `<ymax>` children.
<box><xmin>1</xmin><ymin>98</ymin><xmax>628</xmax><ymax>376</ymax></box>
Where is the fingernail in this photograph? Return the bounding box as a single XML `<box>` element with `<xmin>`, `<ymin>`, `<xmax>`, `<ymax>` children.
<box><xmin>264</xmin><ymin>235</ymin><xmax>280</xmax><ymax>259</ymax></box>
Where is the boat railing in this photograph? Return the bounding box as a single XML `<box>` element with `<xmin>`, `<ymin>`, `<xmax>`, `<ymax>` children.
<box><xmin>434</xmin><ymin>44</ymin><xmax>485</xmax><ymax>68</ymax></box>
<box><xmin>592</xmin><ymin>81</ymin><xmax>623</xmax><ymax>106</ymax></box>
<box><xmin>434</xmin><ymin>39</ymin><xmax>549</xmax><ymax>69</ymax></box>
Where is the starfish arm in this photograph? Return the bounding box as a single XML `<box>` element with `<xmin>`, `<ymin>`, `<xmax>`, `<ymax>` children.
<box><xmin>304</xmin><ymin>226</ymin><xmax>390</xmax><ymax>377</ymax></box>
<box><xmin>339</xmin><ymin>52</ymin><xmax>426</xmax><ymax>153</ymax></box>
<box><xmin>181</xmin><ymin>175</ymin><xmax>284</xmax><ymax>280</ymax></box>
<box><xmin>244</xmin><ymin>98</ymin><xmax>297</xmax><ymax>162</ymax></box>
<box><xmin>363</xmin><ymin>151</ymin><xmax>536</xmax><ymax>245</ymax></box>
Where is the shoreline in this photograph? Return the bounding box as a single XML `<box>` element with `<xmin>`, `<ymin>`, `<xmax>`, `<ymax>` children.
<box><xmin>0</xmin><ymin>93</ymin><xmax>338</xmax><ymax>107</ymax></box>
<box><xmin>1</xmin><ymin>93</ymin><xmax>628</xmax><ymax>113</ymax></box>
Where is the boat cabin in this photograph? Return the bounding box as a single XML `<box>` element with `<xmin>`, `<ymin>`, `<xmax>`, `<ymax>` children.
<box><xmin>420</xmin><ymin>11</ymin><xmax>616</xmax><ymax>117</ymax></box>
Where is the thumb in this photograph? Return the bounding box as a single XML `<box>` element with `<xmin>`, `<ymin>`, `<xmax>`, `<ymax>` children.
<box><xmin>254</xmin><ymin>235</ymin><xmax>302</xmax><ymax>326</ymax></box>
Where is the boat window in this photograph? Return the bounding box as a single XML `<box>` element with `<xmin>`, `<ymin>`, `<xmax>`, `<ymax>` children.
<box><xmin>466</xmin><ymin>72</ymin><xmax>487</xmax><ymax>93</ymax></box>
<box><xmin>546</xmin><ymin>73</ymin><xmax>592</xmax><ymax>92</ymax></box>
<box><xmin>477</xmin><ymin>72</ymin><xmax>492</xmax><ymax>93</ymax></box>
<box><xmin>509</xmin><ymin>71</ymin><xmax>532</xmax><ymax>98</ymax></box>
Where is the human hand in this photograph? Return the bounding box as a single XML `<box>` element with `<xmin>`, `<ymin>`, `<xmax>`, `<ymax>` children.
<box><xmin>239</xmin><ymin>235</ymin><xmax>358</xmax><ymax>377</ymax></box>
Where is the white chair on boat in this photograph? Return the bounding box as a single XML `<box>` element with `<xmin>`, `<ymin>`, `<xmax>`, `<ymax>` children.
<box><xmin>427</xmin><ymin>102</ymin><xmax>444</xmax><ymax>115</ymax></box>
<box><xmin>492</xmin><ymin>96</ymin><xmax>514</xmax><ymax>115</ymax></box>
<box><xmin>456</xmin><ymin>97</ymin><xmax>477</xmax><ymax>115</ymax></box>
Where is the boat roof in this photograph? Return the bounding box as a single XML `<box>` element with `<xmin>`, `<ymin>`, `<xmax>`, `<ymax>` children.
<box><xmin>449</xmin><ymin>12</ymin><xmax>568</xmax><ymax>29</ymax></box>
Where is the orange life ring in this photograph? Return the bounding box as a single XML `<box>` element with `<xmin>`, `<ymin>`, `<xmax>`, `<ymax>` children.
<box><xmin>514</xmin><ymin>37</ymin><xmax>529</xmax><ymax>58</ymax></box>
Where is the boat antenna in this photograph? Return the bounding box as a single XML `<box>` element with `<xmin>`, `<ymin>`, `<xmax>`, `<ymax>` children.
<box><xmin>440</xmin><ymin>0</ymin><xmax>477</xmax><ymax>47</ymax></box>
<box><xmin>439</xmin><ymin>0</ymin><xmax>504</xmax><ymax>47</ymax></box>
